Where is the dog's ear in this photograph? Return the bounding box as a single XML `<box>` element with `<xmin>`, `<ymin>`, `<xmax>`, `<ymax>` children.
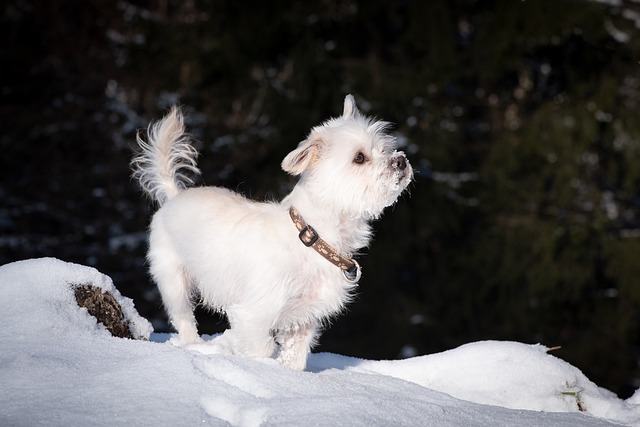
<box><xmin>343</xmin><ymin>94</ymin><xmax>357</xmax><ymax>118</ymax></box>
<box><xmin>281</xmin><ymin>136</ymin><xmax>324</xmax><ymax>176</ymax></box>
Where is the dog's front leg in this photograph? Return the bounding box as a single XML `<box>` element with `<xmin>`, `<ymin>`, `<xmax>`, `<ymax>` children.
<box><xmin>275</xmin><ymin>322</ymin><xmax>319</xmax><ymax>371</ymax></box>
<box><xmin>222</xmin><ymin>310</ymin><xmax>278</xmax><ymax>360</ymax></box>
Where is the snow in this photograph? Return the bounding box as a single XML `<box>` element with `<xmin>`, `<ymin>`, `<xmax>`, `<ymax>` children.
<box><xmin>1</xmin><ymin>258</ymin><xmax>638</xmax><ymax>426</ymax></box>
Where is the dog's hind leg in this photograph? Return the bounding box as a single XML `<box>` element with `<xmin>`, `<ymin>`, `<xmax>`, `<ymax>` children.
<box><xmin>148</xmin><ymin>228</ymin><xmax>202</xmax><ymax>345</ymax></box>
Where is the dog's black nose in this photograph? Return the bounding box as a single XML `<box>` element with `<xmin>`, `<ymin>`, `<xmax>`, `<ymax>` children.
<box><xmin>393</xmin><ymin>155</ymin><xmax>407</xmax><ymax>171</ymax></box>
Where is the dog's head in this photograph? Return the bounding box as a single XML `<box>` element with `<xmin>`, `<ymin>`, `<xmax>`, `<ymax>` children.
<box><xmin>282</xmin><ymin>95</ymin><xmax>413</xmax><ymax>219</ymax></box>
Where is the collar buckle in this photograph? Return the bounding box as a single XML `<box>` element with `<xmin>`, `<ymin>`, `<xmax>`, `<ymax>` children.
<box><xmin>299</xmin><ymin>224</ymin><xmax>319</xmax><ymax>247</ymax></box>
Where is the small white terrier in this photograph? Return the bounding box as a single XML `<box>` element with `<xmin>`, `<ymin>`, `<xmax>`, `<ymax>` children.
<box><xmin>132</xmin><ymin>95</ymin><xmax>412</xmax><ymax>370</ymax></box>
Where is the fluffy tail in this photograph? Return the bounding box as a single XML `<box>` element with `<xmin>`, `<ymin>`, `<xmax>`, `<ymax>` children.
<box><xmin>131</xmin><ymin>106</ymin><xmax>201</xmax><ymax>205</ymax></box>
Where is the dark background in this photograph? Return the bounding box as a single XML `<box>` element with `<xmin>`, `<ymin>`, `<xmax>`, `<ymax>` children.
<box><xmin>2</xmin><ymin>0</ymin><xmax>639</xmax><ymax>398</ymax></box>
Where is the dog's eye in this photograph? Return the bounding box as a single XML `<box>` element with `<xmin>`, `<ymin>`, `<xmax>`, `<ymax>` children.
<box><xmin>353</xmin><ymin>152</ymin><xmax>366</xmax><ymax>164</ymax></box>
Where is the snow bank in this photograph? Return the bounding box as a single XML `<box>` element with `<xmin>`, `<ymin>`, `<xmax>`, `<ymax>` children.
<box><xmin>0</xmin><ymin>258</ymin><xmax>638</xmax><ymax>426</ymax></box>
<box><xmin>311</xmin><ymin>343</ymin><xmax>639</xmax><ymax>424</ymax></box>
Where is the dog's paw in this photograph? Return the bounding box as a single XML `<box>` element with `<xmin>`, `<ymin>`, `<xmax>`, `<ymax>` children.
<box><xmin>276</xmin><ymin>349</ymin><xmax>307</xmax><ymax>371</ymax></box>
<box><xmin>276</xmin><ymin>334</ymin><xmax>307</xmax><ymax>370</ymax></box>
<box><xmin>169</xmin><ymin>333</ymin><xmax>203</xmax><ymax>347</ymax></box>
<box><xmin>182</xmin><ymin>335</ymin><xmax>204</xmax><ymax>346</ymax></box>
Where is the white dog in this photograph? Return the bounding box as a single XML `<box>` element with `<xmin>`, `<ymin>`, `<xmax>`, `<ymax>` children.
<box><xmin>132</xmin><ymin>95</ymin><xmax>412</xmax><ymax>370</ymax></box>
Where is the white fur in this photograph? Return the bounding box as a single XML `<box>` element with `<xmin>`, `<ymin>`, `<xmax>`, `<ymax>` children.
<box><xmin>132</xmin><ymin>95</ymin><xmax>412</xmax><ymax>370</ymax></box>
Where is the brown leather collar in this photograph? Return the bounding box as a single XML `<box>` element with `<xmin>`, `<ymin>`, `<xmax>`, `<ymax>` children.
<box><xmin>289</xmin><ymin>207</ymin><xmax>361</xmax><ymax>283</ymax></box>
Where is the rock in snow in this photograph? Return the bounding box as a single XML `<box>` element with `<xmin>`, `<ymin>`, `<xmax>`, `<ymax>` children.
<box><xmin>0</xmin><ymin>258</ymin><xmax>638</xmax><ymax>426</ymax></box>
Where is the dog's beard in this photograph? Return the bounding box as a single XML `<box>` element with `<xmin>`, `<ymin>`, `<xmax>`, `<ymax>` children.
<box><xmin>376</xmin><ymin>167</ymin><xmax>413</xmax><ymax>214</ymax></box>
<box><xmin>359</xmin><ymin>154</ymin><xmax>413</xmax><ymax>218</ymax></box>
<box><xmin>303</xmin><ymin>171</ymin><xmax>410</xmax><ymax>221</ymax></box>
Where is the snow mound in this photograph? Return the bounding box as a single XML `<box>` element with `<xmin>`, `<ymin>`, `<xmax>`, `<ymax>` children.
<box><xmin>0</xmin><ymin>257</ymin><xmax>152</xmax><ymax>339</ymax></box>
<box><xmin>0</xmin><ymin>258</ymin><xmax>638</xmax><ymax>426</ymax></box>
